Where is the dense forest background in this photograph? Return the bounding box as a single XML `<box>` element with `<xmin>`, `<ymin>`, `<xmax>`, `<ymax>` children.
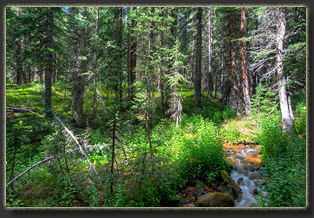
<box><xmin>5</xmin><ymin>6</ymin><xmax>307</xmax><ymax>208</ymax></box>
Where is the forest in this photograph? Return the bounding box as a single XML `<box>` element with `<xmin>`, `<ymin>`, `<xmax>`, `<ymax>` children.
<box><xmin>5</xmin><ymin>6</ymin><xmax>307</xmax><ymax>208</ymax></box>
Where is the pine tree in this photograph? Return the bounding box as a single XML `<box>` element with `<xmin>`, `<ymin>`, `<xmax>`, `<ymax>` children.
<box><xmin>194</xmin><ymin>7</ymin><xmax>202</xmax><ymax>107</ymax></box>
<box><xmin>240</xmin><ymin>7</ymin><xmax>251</xmax><ymax>114</ymax></box>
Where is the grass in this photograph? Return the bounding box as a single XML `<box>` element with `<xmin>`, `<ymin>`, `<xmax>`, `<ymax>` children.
<box><xmin>219</xmin><ymin>115</ymin><xmax>259</xmax><ymax>144</ymax></box>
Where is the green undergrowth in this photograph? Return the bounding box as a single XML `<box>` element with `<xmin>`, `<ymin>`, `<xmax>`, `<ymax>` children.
<box><xmin>256</xmin><ymin>113</ymin><xmax>306</xmax><ymax>207</ymax></box>
<box><xmin>6</xmin><ymin>83</ymin><xmax>306</xmax><ymax>207</ymax></box>
<box><xmin>6</xmin><ymin>110</ymin><xmax>230</xmax><ymax>207</ymax></box>
<box><xmin>219</xmin><ymin>115</ymin><xmax>259</xmax><ymax>144</ymax></box>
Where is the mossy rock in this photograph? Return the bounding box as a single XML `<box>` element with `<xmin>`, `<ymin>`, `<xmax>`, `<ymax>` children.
<box><xmin>195</xmin><ymin>193</ymin><xmax>235</xmax><ymax>207</ymax></box>
<box><xmin>195</xmin><ymin>180</ymin><xmax>205</xmax><ymax>189</ymax></box>
<box><xmin>220</xmin><ymin>169</ymin><xmax>242</xmax><ymax>198</ymax></box>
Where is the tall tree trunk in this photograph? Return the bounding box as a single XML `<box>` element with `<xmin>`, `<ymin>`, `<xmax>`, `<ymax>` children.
<box><xmin>45</xmin><ymin>10</ymin><xmax>53</xmax><ymax>118</ymax></box>
<box><xmin>230</xmin><ymin>8</ymin><xmax>237</xmax><ymax>110</ymax></box>
<box><xmin>208</xmin><ymin>7</ymin><xmax>213</xmax><ymax>97</ymax></box>
<box><xmin>15</xmin><ymin>38</ymin><xmax>22</xmax><ymax>85</ymax></box>
<box><xmin>72</xmin><ymin>12</ymin><xmax>87</xmax><ymax>128</ymax></box>
<box><xmin>128</xmin><ymin>10</ymin><xmax>137</xmax><ymax>109</ymax></box>
<box><xmin>241</xmin><ymin>7</ymin><xmax>251</xmax><ymax>114</ymax></box>
<box><xmin>194</xmin><ymin>7</ymin><xmax>202</xmax><ymax>107</ymax></box>
<box><xmin>92</xmin><ymin>7</ymin><xmax>99</xmax><ymax>120</ymax></box>
<box><xmin>118</xmin><ymin>8</ymin><xmax>123</xmax><ymax>112</ymax></box>
<box><xmin>276</xmin><ymin>8</ymin><xmax>293</xmax><ymax>132</ymax></box>
<box><xmin>110</xmin><ymin>108</ymin><xmax>116</xmax><ymax>195</ymax></box>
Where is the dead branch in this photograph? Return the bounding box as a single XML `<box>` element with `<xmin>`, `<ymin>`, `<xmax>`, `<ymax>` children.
<box><xmin>117</xmin><ymin>133</ymin><xmax>133</xmax><ymax>176</ymax></box>
<box><xmin>6</xmin><ymin>156</ymin><xmax>54</xmax><ymax>188</ymax></box>
<box><xmin>6</xmin><ymin>107</ymin><xmax>40</xmax><ymax>116</ymax></box>
<box><xmin>52</xmin><ymin>112</ymin><xmax>102</xmax><ymax>182</ymax></box>
<box><xmin>6</xmin><ymin>144</ymin><xmax>98</xmax><ymax>188</ymax></box>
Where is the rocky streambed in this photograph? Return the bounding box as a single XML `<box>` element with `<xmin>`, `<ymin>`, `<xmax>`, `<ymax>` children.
<box><xmin>176</xmin><ymin>142</ymin><xmax>262</xmax><ymax>207</ymax></box>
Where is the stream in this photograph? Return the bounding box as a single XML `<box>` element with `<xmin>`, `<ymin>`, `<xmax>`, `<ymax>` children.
<box><xmin>225</xmin><ymin>143</ymin><xmax>262</xmax><ymax>207</ymax></box>
<box><xmin>177</xmin><ymin>143</ymin><xmax>262</xmax><ymax>207</ymax></box>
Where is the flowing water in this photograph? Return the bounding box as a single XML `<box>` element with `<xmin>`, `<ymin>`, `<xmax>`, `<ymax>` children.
<box><xmin>177</xmin><ymin>143</ymin><xmax>262</xmax><ymax>207</ymax></box>
<box><xmin>225</xmin><ymin>143</ymin><xmax>261</xmax><ymax>207</ymax></box>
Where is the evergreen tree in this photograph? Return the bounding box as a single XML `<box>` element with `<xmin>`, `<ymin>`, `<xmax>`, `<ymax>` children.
<box><xmin>194</xmin><ymin>7</ymin><xmax>202</xmax><ymax>107</ymax></box>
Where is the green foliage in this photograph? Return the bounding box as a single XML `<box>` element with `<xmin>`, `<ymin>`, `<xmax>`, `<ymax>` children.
<box><xmin>257</xmin><ymin>156</ymin><xmax>306</xmax><ymax>207</ymax></box>
<box><xmin>251</xmin><ymin>83</ymin><xmax>279</xmax><ymax>115</ymax></box>
<box><xmin>293</xmin><ymin>101</ymin><xmax>306</xmax><ymax>136</ymax></box>
<box><xmin>256</xmin><ymin>113</ymin><xmax>306</xmax><ymax>207</ymax></box>
<box><xmin>6</xmin><ymin>193</ymin><xmax>25</xmax><ymax>207</ymax></box>
<box><xmin>257</xmin><ymin>114</ymin><xmax>288</xmax><ymax>162</ymax></box>
<box><xmin>222</xmin><ymin>107</ymin><xmax>237</xmax><ymax>121</ymax></box>
<box><xmin>220</xmin><ymin>121</ymin><xmax>241</xmax><ymax>144</ymax></box>
<box><xmin>173</xmin><ymin>115</ymin><xmax>226</xmax><ymax>187</ymax></box>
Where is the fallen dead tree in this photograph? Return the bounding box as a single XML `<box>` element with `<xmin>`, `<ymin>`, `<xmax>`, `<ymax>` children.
<box><xmin>6</xmin><ymin>110</ymin><xmax>102</xmax><ymax>188</ymax></box>
<box><xmin>6</xmin><ymin>156</ymin><xmax>53</xmax><ymax>188</ymax></box>
<box><xmin>6</xmin><ymin>144</ymin><xmax>98</xmax><ymax>188</ymax></box>
<box><xmin>6</xmin><ymin>107</ymin><xmax>41</xmax><ymax>116</ymax></box>
<box><xmin>52</xmin><ymin>112</ymin><xmax>102</xmax><ymax>182</ymax></box>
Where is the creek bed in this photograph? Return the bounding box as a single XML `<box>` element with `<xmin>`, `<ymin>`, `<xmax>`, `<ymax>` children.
<box><xmin>224</xmin><ymin>142</ymin><xmax>262</xmax><ymax>207</ymax></box>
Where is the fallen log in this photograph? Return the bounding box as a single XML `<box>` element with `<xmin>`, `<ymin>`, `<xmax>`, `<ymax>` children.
<box><xmin>6</xmin><ymin>107</ymin><xmax>40</xmax><ymax>116</ymax></box>
<box><xmin>6</xmin><ymin>156</ymin><xmax>53</xmax><ymax>188</ymax></box>
<box><xmin>6</xmin><ymin>144</ymin><xmax>98</xmax><ymax>188</ymax></box>
<box><xmin>117</xmin><ymin>133</ymin><xmax>133</xmax><ymax>176</ymax></box>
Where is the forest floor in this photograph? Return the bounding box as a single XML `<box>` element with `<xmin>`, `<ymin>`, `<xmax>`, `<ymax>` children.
<box><xmin>8</xmin><ymin>83</ymin><xmax>307</xmax><ymax>208</ymax></box>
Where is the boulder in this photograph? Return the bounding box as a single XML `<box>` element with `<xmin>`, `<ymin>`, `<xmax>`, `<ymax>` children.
<box><xmin>195</xmin><ymin>180</ymin><xmax>205</xmax><ymax>194</ymax></box>
<box><xmin>195</xmin><ymin>180</ymin><xmax>205</xmax><ymax>189</ymax></box>
<box><xmin>220</xmin><ymin>169</ymin><xmax>242</xmax><ymax>198</ymax></box>
<box><xmin>195</xmin><ymin>193</ymin><xmax>235</xmax><ymax>207</ymax></box>
<box><xmin>220</xmin><ymin>184</ymin><xmax>237</xmax><ymax>200</ymax></box>
<box><xmin>248</xmin><ymin>172</ymin><xmax>261</xmax><ymax>181</ymax></box>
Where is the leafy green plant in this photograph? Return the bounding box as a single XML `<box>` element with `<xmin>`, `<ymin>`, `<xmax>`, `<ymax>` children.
<box><xmin>213</xmin><ymin>111</ymin><xmax>223</xmax><ymax>124</ymax></box>
<box><xmin>256</xmin><ymin>112</ymin><xmax>306</xmax><ymax>207</ymax></box>
<box><xmin>257</xmin><ymin>156</ymin><xmax>306</xmax><ymax>207</ymax></box>
<box><xmin>220</xmin><ymin>121</ymin><xmax>241</xmax><ymax>144</ymax></box>
<box><xmin>251</xmin><ymin>82</ymin><xmax>279</xmax><ymax>115</ymax></box>
<box><xmin>173</xmin><ymin>115</ymin><xmax>226</xmax><ymax>186</ymax></box>
<box><xmin>222</xmin><ymin>107</ymin><xmax>237</xmax><ymax>120</ymax></box>
<box><xmin>293</xmin><ymin>102</ymin><xmax>306</xmax><ymax>136</ymax></box>
<box><xmin>257</xmin><ymin>114</ymin><xmax>288</xmax><ymax>162</ymax></box>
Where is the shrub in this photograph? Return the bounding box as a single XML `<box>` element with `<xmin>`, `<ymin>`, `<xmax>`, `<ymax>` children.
<box><xmin>220</xmin><ymin>121</ymin><xmax>241</xmax><ymax>144</ymax></box>
<box><xmin>257</xmin><ymin>114</ymin><xmax>288</xmax><ymax>162</ymax></box>
<box><xmin>213</xmin><ymin>111</ymin><xmax>223</xmax><ymax>124</ymax></box>
<box><xmin>256</xmin><ymin>113</ymin><xmax>307</xmax><ymax>207</ymax></box>
<box><xmin>293</xmin><ymin>102</ymin><xmax>306</xmax><ymax>136</ymax></box>
<box><xmin>257</xmin><ymin>156</ymin><xmax>306</xmax><ymax>207</ymax></box>
<box><xmin>174</xmin><ymin>115</ymin><xmax>226</xmax><ymax>187</ymax></box>
<box><xmin>222</xmin><ymin>107</ymin><xmax>237</xmax><ymax>120</ymax></box>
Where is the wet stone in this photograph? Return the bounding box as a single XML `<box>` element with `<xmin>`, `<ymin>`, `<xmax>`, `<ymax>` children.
<box><xmin>197</xmin><ymin>187</ymin><xmax>205</xmax><ymax>195</ymax></box>
<box><xmin>191</xmin><ymin>192</ymin><xmax>198</xmax><ymax>197</ymax></box>
<box><xmin>180</xmin><ymin>197</ymin><xmax>187</xmax><ymax>206</ymax></box>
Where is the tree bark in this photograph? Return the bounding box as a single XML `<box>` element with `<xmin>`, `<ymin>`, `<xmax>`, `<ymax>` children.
<box><xmin>276</xmin><ymin>8</ymin><xmax>294</xmax><ymax>132</ymax></box>
<box><xmin>241</xmin><ymin>7</ymin><xmax>251</xmax><ymax>114</ymax></box>
<box><xmin>45</xmin><ymin>9</ymin><xmax>53</xmax><ymax>118</ymax></box>
<box><xmin>111</xmin><ymin>111</ymin><xmax>116</xmax><ymax>195</ymax></box>
<box><xmin>92</xmin><ymin>7</ymin><xmax>99</xmax><ymax>119</ymax></box>
<box><xmin>128</xmin><ymin>9</ymin><xmax>137</xmax><ymax>108</ymax></box>
<box><xmin>208</xmin><ymin>7</ymin><xmax>213</xmax><ymax>97</ymax></box>
<box><xmin>15</xmin><ymin>38</ymin><xmax>23</xmax><ymax>85</ymax></box>
<box><xmin>72</xmin><ymin>10</ymin><xmax>87</xmax><ymax>128</ymax></box>
<box><xmin>194</xmin><ymin>7</ymin><xmax>202</xmax><ymax>107</ymax></box>
<box><xmin>230</xmin><ymin>8</ymin><xmax>237</xmax><ymax>110</ymax></box>
<box><xmin>118</xmin><ymin>8</ymin><xmax>123</xmax><ymax>112</ymax></box>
